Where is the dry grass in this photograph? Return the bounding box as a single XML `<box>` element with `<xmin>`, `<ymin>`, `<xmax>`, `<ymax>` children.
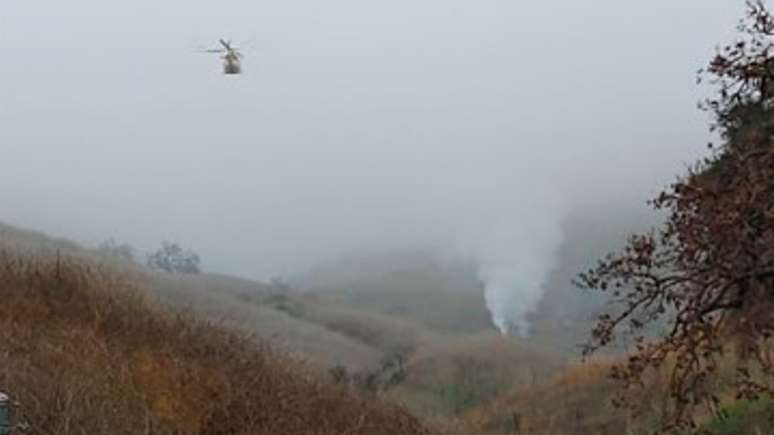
<box><xmin>462</xmin><ymin>351</ymin><xmax>774</xmax><ymax>435</ymax></box>
<box><xmin>461</xmin><ymin>357</ymin><xmax>664</xmax><ymax>435</ymax></box>
<box><xmin>0</xmin><ymin>249</ymin><xmax>437</xmax><ymax>435</ymax></box>
<box><xmin>297</xmin><ymin>300</ymin><xmax>444</xmax><ymax>357</ymax></box>
<box><xmin>149</xmin><ymin>272</ymin><xmax>383</xmax><ymax>371</ymax></box>
<box><xmin>386</xmin><ymin>334</ymin><xmax>562</xmax><ymax>419</ymax></box>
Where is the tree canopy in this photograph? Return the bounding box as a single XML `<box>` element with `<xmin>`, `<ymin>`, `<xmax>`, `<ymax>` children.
<box><xmin>576</xmin><ymin>2</ymin><xmax>774</xmax><ymax>431</ymax></box>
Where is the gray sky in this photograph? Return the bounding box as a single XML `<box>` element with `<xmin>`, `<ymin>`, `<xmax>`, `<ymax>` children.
<box><xmin>0</xmin><ymin>0</ymin><xmax>743</xmax><ymax>329</ymax></box>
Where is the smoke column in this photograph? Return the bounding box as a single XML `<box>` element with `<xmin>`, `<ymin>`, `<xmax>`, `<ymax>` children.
<box><xmin>454</xmin><ymin>189</ymin><xmax>565</xmax><ymax>336</ymax></box>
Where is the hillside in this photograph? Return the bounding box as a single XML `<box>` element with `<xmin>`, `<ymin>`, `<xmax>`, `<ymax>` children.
<box><xmin>0</xmin><ymin>223</ymin><xmax>573</xmax><ymax>431</ymax></box>
<box><xmin>462</xmin><ymin>355</ymin><xmax>774</xmax><ymax>435</ymax></box>
<box><xmin>9</xmin><ymin>215</ymin><xmax>769</xmax><ymax>434</ymax></box>
<box><xmin>387</xmin><ymin>334</ymin><xmax>563</xmax><ymax>418</ymax></box>
<box><xmin>296</xmin><ymin>250</ymin><xmax>495</xmax><ymax>335</ymax></box>
<box><xmin>462</xmin><ymin>359</ymin><xmax>639</xmax><ymax>435</ymax></box>
<box><xmin>0</xmin><ymin>226</ymin><xmax>438</xmax><ymax>435</ymax></box>
<box><xmin>143</xmin><ymin>250</ymin><xmax>566</xmax><ymax>422</ymax></box>
<box><xmin>0</xmin><ymin>221</ymin><xmax>385</xmax><ymax>371</ymax></box>
<box><xmin>149</xmin><ymin>272</ymin><xmax>385</xmax><ymax>371</ymax></box>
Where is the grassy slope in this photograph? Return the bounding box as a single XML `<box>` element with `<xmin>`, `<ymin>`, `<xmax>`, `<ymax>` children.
<box><xmin>0</xmin><ymin>222</ymin><xmax>385</xmax><ymax>371</ymax></box>
<box><xmin>149</xmin><ymin>272</ymin><xmax>384</xmax><ymax>371</ymax></box>
<box><xmin>462</xmin><ymin>359</ymin><xmax>640</xmax><ymax>435</ymax></box>
<box><xmin>0</xmin><ymin>223</ymin><xmax>575</xmax><ymax>431</ymax></box>
<box><xmin>388</xmin><ymin>334</ymin><xmax>563</xmax><ymax>418</ymax></box>
<box><xmin>0</xmin><ymin>227</ymin><xmax>437</xmax><ymax>435</ymax></box>
<box><xmin>463</xmin><ymin>353</ymin><xmax>774</xmax><ymax>435</ymax></box>
<box><xmin>287</xmin><ymin>249</ymin><xmax>573</xmax><ymax>422</ymax></box>
<box><xmin>181</xmin><ymin>266</ymin><xmax>565</xmax><ymax>423</ymax></box>
<box><xmin>296</xmin><ymin>297</ymin><xmax>447</xmax><ymax>356</ymax></box>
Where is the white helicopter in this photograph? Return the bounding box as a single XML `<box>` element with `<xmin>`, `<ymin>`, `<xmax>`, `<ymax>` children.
<box><xmin>202</xmin><ymin>39</ymin><xmax>243</xmax><ymax>75</ymax></box>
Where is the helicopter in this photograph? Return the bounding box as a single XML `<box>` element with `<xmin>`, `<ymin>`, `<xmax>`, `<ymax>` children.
<box><xmin>203</xmin><ymin>39</ymin><xmax>243</xmax><ymax>75</ymax></box>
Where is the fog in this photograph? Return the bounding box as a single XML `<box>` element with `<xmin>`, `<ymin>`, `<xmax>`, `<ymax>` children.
<box><xmin>1</xmin><ymin>1</ymin><xmax>740</xmax><ymax>332</ymax></box>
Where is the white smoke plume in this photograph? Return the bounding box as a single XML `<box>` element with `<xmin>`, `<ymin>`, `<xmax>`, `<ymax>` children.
<box><xmin>454</xmin><ymin>189</ymin><xmax>565</xmax><ymax>336</ymax></box>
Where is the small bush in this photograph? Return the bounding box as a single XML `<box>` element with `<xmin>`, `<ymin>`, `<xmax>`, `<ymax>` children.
<box><xmin>147</xmin><ymin>241</ymin><xmax>201</xmax><ymax>274</ymax></box>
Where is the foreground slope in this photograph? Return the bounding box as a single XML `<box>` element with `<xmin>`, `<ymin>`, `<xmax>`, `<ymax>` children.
<box><xmin>463</xmin><ymin>356</ymin><xmax>774</xmax><ymax>435</ymax></box>
<box><xmin>388</xmin><ymin>334</ymin><xmax>563</xmax><ymax>418</ymax></box>
<box><xmin>0</xmin><ymin>222</ymin><xmax>385</xmax><ymax>371</ymax></box>
<box><xmin>0</xmin><ymin>238</ymin><xmax>436</xmax><ymax>434</ymax></box>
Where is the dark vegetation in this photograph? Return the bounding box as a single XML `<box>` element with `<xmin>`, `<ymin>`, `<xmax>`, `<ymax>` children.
<box><xmin>147</xmin><ymin>241</ymin><xmax>201</xmax><ymax>274</ymax></box>
<box><xmin>704</xmin><ymin>397</ymin><xmax>774</xmax><ymax>435</ymax></box>
<box><xmin>329</xmin><ymin>352</ymin><xmax>408</xmax><ymax>394</ymax></box>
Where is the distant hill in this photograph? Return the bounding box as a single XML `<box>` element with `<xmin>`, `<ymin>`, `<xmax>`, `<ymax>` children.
<box><xmin>295</xmin><ymin>250</ymin><xmax>496</xmax><ymax>335</ymax></box>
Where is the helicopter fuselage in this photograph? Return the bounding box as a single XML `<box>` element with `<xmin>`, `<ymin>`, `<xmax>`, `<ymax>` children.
<box><xmin>223</xmin><ymin>60</ymin><xmax>241</xmax><ymax>74</ymax></box>
<box><xmin>222</xmin><ymin>51</ymin><xmax>241</xmax><ymax>74</ymax></box>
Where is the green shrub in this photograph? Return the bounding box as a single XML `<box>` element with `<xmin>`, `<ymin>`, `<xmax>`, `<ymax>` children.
<box><xmin>705</xmin><ymin>398</ymin><xmax>774</xmax><ymax>435</ymax></box>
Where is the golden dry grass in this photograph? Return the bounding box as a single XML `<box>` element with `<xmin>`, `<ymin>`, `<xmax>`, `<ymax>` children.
<box><xmin>0</xmin><ymin>249</ymin><xmax>438</xmax><ymax>435</ymax></box>
<box><xmin>385</xmin><ymin>334</ymin><xmax>562</xmax><ymax>419</ymax></box>
<box><xmin>462</xmin><ymin>350</ymin><xmax>774</xmax><ymax>435</ymax></box>
<box><xmin>461</xmin><ymin>357</ymin><xmax>659</xmax><ymax>435</ymax></box>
